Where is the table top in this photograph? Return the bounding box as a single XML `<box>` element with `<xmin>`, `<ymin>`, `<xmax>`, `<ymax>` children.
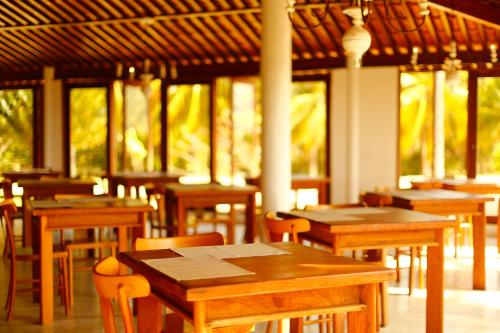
<box><xmin>1</xmin><ymin>169</ymin><xmax>62</xmax><ymax>181</ymax></box>
<box><xmin>246</xmin><ymin>175</ymin><xmax>330</xmax><ymax>187</ymax></box>
<box><xmin>18</xmin><ymin>178</ymin><xmax>97</xmax><ymax>188</ymax></box>
<box><xmin>165</xmin><ymin>183</ymin><xmax>258</xmax><ymax>195</ymax></box>
<box><xmin>28</xmin><ymin>197</ymin><xmax>153</xmax><ymax>216</ymax></box>
<box><xmin>118</xmin><ymin>242</ymin><xmax>395</xmax><ymax>302</ymax></box>
<box><xmin>279</xmin><ymin>207</ymin><xmax>456</xmax><ymax>233</ymax></box>
<box><xmin>382</xmin><ymin>189</ymin><xmax>494</xmax><ymax>204</ymax></box>
<box><xmin>110</xmin><ymin>171</ymin><xmax>182</xmax><ymax>181</ymax></box>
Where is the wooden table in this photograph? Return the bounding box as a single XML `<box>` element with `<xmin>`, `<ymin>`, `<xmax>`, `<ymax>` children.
<box><xmin>165</xmin><ymin>183</ymin><xmax>258</xmax><ymax>243</ymax></box>
<box><xmin>278</xmin><ymin>207</ymin><xmax>456</xmax><ymax>333</ymax></box>
<box><xmin>2</xmin><ymin>169</ymin><xmax>62</xmax><ymax>182</ymax></box>
<box><xmin>119</xmin><ymin>242</ymin><xmax>395</xmax><ymax>333</ymax></box>
<box><xmin>382</xmin><ymin>189</ymin><xmax>494</xmax><ymax>290</ymax></box>
<box><xmin>246</xmin><ymin>175</ymin><xmax>331</xmax><ymax>204</ymax></box>
<box><xmin>108</xmin><ymin>171</ymin><xmax>181</xmax><ymax>196</ymax></box>
<box><xmin>18</xmin><ymin>178</ymin><xmax>97</xmax><ymax>247</ymax></box>
<box><xmin>28</xmin><ymin>197</ymin><xmax>153</xmax><ymax>325</ymax></box>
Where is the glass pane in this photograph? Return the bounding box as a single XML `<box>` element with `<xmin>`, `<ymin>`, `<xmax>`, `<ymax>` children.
<box><xmin>0</xmin><ymin>88</ymin><xmax>33</xmax><ymax>171</ymax></box>
<box><xmin>120</xmin><ymin>80</ymin><xmax>162</xmax><ymax>172</ymax></box>
<box><xmin>291</xmin><ymin>81</ymin><xmax>327</xmax><ymax>176</ymax></box>
<box><xmin>69</xmin><ymin>87</ymin><xmax>107</xmax><ymax>177</ymax></box>
<box><xmin>477</xmin><ymin>77</ymin><xmax>500</xmax><ymax>177</ymax></box>
<box><xmin>216</xmin><ymin>78</ymin><xmax>261</xmax><ymax>185</ymax></box>
<box><xmin>399</xmin><ymin>72</ymin><xmax>434</xmax><ymax>184</ymax></box>
<box><xmin>444</xmin><ymin>71</ymin><xmax>467</xmax><ymax>176</ymax></box>
<box><xmin>167</xmin><ymin>84</ymin><xmax>210</xmax><ymax>182</ymax></box>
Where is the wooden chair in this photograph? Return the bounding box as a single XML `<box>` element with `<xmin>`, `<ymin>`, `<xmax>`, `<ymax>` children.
<box><xmin>265</xmin><ymin>211</ymin><xmax>336</xmax><ymax>333</ymax></box>
<box><xmin>192</xmin><ymin>205</ymin><xmax>237</xmax><ymax>244</ymax></box>
<box><xmin>145</xmin><ymin>184</ymin><xmax>167</xmax><ymax>237</ymax></box>
<box><xmin>92</xmin><ymin>256</ymin><xmax>150</xmax><ymax>333</ymax></box>
<box><xmin>135</xmin><ymin>232</ymin><xmax>225</xmax><ymax>250</ymax></box>
<box><xmin>1</xmin><ymin>198</ymin><xmax>70</xmax><ymax>320</ymax></box>
<box><xmin>0</xmin><ymin>179</ymin><xmax>23</xmax><ymax>258</ymax></box>
<box><xmin>56</xmin><ymin>194</ymin><xmax>118</xmax><ymax>307</ymax></box>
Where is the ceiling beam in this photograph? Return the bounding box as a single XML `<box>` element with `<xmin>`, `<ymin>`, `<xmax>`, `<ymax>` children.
<box><xmin>429</xmin><ymin>0</ymin><xmax>500</xmax><ymax>29</ymax></box>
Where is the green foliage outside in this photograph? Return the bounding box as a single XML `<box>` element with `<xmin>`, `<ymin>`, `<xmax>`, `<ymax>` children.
<box><xmin>400</xmin><ymin>72</ymin><xmax>434</xmax><ymax>176</ymax></box>
<box><xmin>477</xmin><ymin>77</ymin><xmax>500</xmax><ymax>175</ymax></box>
<box><xmin>0</xmin><ymin>89</ymin><xmax>33</xmax><ymax>171</ymax></box>
<box><xmin>70</xmin><ymin>87</ymin><xmax>107</xmax><ymax>177</ymax></box>
<box><xmin>167</xmin><ymin>84</ymin><xmax>210</xmax><ymax>178</ymax></box>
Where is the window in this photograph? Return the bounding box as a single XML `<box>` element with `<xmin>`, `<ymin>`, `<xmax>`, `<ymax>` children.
<box><xmin>69</xmin><ymin>87</ymin><xmax>107</xmax><ymax>177</ymax></box>
<box><xmin>113</xmin><ymin>80</ymin><xmax>162</xmax><ymax>172</ymax></box>
<box><xmin>399</xmin><ymin>71</ymin><xmax>468</xmax><ymax>187</ymax></box>
<box><xmin>0</xmin><ymin>88</ymin><xmax>34</xmax><ymax>171</ymax></box>
<box><xmin>167</xmin><ymin>84</ymin><xmax>210</xmax><ymax>182</ymax></box>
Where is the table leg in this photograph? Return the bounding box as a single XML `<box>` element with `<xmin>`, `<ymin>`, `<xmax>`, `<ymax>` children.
<box><xmin>194</xmin><ymin>301</ymin><xmax>209</xmax><ymax>333</ymax></box>
<box><xmin>318</xmin><ymin>184</ymin><xmax>327</xmax><ymax>205</ymax></box>
<box><xmin>137</xmin><ymin>294</ymin><xmax>163</xmax><ymax>333</ymax></box>
<box><xmin>472</xmin><ymin>206</ymin><xmax>486</xmax><ymax>290</ymax></box>
<box><xmin>177</xmin><ymin>199</ymin><xmax>186</xmax><ymax>236</ymax></box>
<box><xmin>40</xmin><ymin>216</ymin><xmax>54</xmax><ymax>325</ymax></box>
<box><xmin>347</xmin><ymin>283</ymin><xmax>376</xmax><ymax>333</ymax></box>
<box><xmin>118</xmin><ymin>226</ymin><xmax>128</xmax><ymax>274</ymax></box>
<box><xmin>23</xmin><ymin>197</ymin><xmax>32</xmax><ymax>247</ymax></box>
<box><xmin>245</xmin><ymin>194</ymin><xmax>256</xmax><ymax>243</ymax></box>
<box><xmin>166</xmin><ymin>193</ymin><xmax>175</xmax><ymax>236</ymax></box>
<box><xmin>426</xmin><ymin>229</ymin><xmax>444</xmax><ymax>333</ymax></box>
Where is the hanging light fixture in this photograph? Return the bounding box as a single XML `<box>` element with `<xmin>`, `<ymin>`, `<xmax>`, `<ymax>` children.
<box><xmin>286</xmin><ymin>0</ymin><xmax>430</xmax><ymax>32</ymax></box>
<box><xmin>442</xmin><ymin>40</ymin><xmax>462</xmax><ymax>89</ymax></box>
<box><xmin>342</xmin><ymin>3</ymin><xmax>372</xmax><ymax>68</ymax></box>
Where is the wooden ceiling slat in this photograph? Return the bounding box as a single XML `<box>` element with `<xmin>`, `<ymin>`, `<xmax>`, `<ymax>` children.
<box><xmin>76</xmin><ymin>0</ymin><xmax>108</xmax><ymax>20</ymax></box>
<box><xmin>429</xmin><ymin>8</ymin><xmax>451</xmax><ymax>52</ymax></box>
<box><xmin>1</xmin><ymin>30</ymin><xmax>58</xmax><ymax>66</ymax></box>
<box><xmin>56</xmin><ymin>1</ymin><xmax>88</xmax><ymax>22</ymax></box>
<box><xmin>0</xmin><ymin>2</ymin><xmax>29</xmax><ymax>26</ymax></box>
<box><xmin>321</xmin><ymin>10</ymin><xmax>348</xmax><ymax>57</ymax></box>
<box><xmin>141</xmin><ymin>25</ymin><xmax>182</xmax><ymax>64</ymax></box>
<box><xmin>294</xmin><ymin>10</ymin><xmax>331</xmax><ymax>59</ymax></box>
<box><xmin>92</xmin><ymin>25</ymin><xmax>141</xmax><ymax>65</ymax></box>
<box><xmin>139</xmin><ymin>0</ymin><xmax>163</xmax><ymax>17</ymax></box>
<box><xmin>95</xmin><ymin>0</ymin><xmax>125</xmax><ymax>18</ymax></box>
<box><xmin>43</xmin><ymin>1</ymin><xmax>78</xmax><ymax>23</ymax></box>
<box><xmin>150</xmin><ymin>0</ymin><xmax>176</xmax><ymax>14</ymax></box>
<box><xmin>62</xmin><ymin>26</ymin><xmax>116</xmax><ymax>66</ymax></box>
<box><xmin>31</xmin><ymin>29</ymin><xmax>94</xmax><ymax>67</ymax></box>
<box><xmin>17</xmin><ymin>30</ymin><xmax>71</xmax><ymax>65</ymax></box>
<box><xmin>210</xmin><ymin>0</ymin><xmax>257</xmax><ymax>62</ymax></box>
<box><xmin>290</xmin><ymin>11</ymin><xmax>322</xmax><ymax>60</ymax></box>
<box><xmin>2</xmin><ymin>0</ymin><xmax>40</xmax><ymax>25</ymax></box>
<box><xmin>75</xmin><ymin>26</ymin><xmax>126</xmax><ymax>64</ymax></box>
<box><xmin>106</xmin><ymin>0</ymin><xmax>137</xmax><ymax>17</ymax></box>
<box><xmin>0</xmin><ymin>8</ymin><xmax>21</xmax><ymax>26</ymax></box>
<box><xmin>0</xmin><ymin>41</ymin><xmax>32</xmax><ymax>69</ymax></box>
<box><xmin>10</xmin><ymin>0</ymin><xmax>50</xmax><ymax>24</ymax></box>
<box><xmin>27</xmin><ymin>0</ymin><xmax>63</xmax><ymax>24</ymax></box>
<box><xmin>376</xmin><ymin>3</ymin><xmax>410</xmax><ymax>54</ymax></box>
<box><xmin>124</xmin><ymin>0</ymin><xmax>148</xmax><ymax>16</ymax></box>
<box><xmin>149</xmin><ymin>22</ymin><xmax>198</xmax><ymax>65</ymax></box>
<box><xmin>0</xmin><ymin>31</ymin><xmax>48</xmax><ymax>66</ymax></box>
<box><xmin>367</xmin><ymin>4</ymin><xmax>396</xmax><ymax>56</ymax></box>
<box><xmin>115</xmin><ymin>22</ymin><xmax>165</xmax><ymax>61</ymax></box>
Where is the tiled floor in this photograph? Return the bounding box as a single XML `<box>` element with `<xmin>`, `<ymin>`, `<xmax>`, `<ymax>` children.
<box><xmin>0</xmin><ymin>222</ymin><xmax>499</xmax><ymax>332</ymax></box>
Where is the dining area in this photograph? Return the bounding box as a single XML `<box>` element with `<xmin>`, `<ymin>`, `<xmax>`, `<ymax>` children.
<box><xmin>1</xmin><ymin>1</ymin><xmax>500</xmax><ymax>333</ymax></box>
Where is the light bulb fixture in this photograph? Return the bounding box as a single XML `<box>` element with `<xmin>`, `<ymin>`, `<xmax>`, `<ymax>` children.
<box><xmin>410</xmin><ymin>46</ymin><xmax>419</xmax><ymax>66</ymax></box>
<box><xmin>442</xmin><ymin>40</ymin><xmax>462</xmax><ymax>89</ymax></box>
<box><xmin>342</xmin><ymin>5</ymin><xmax>372</xmax><ymax>68</ymax></box>
<box><xmin>490</xmin><ymin>44</ymin><xmax>498</xmax><ymax>64</ymax></box>
<box><xmin>128</xmin><ymin>66</ymin><xmax>135</xmax><ymax>80</ymax></box>
<box><xmin>286</xmin><ymin>0</ymin><xmax>429</xmax><ymax>32</ymax></box>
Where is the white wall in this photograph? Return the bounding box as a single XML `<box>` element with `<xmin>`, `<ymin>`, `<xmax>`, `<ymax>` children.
<box><xmin>43</xmin><ymin>67</ymin><xmax>64</xmax><ymax>171</ymax></box>
<box><xmin>331</xmin><ymin>66</ymin><xmax>399</xmax><ymax>203</ymax></box>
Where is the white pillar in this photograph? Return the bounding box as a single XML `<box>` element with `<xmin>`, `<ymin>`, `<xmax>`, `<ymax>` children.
<box><xmin>345</xmin><ymin>57</ymin><xmax>360</xmax><ymax>202</ymax></box>
<box><xmin>433</xmin><ymin>71</ymin><xmax>445</xmax><ymax>179</ymax></box>
<box><xmin>43</xmin><ymin>66</ymin><xmax>64</xmax><ymax>171</ymax></box>
<box><xmin>261</xmin><ymin>0</ymin><xmax>292</xmax><ymax>212</ymax></box>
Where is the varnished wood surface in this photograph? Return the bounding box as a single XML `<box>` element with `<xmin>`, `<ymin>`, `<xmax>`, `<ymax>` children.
<box><xmin>19</xmin><ymin>178</ymin><xmax>97</xmax><ymax>247</ymax></box>
<box><xmin>108</xmin><ymin>172</ymin><xmax>182</xmax><ymax>196</ymax></box>
<box><xmin>1</xmin><ymin>169</ymin><xmax>62</xmax><ymax>182</ymax></box>
<box><xmin>27</xmin><ymin>197</ymin><xmax>152</xmax><ymax>325</ymax></box>
<box><xmin>412</xmin><ymin>179</ymin><xmax>500</xmax><ymax>194</ymax></box>
<box><xmin>246</xmin><ymin>176</ymin><xmax>331</xmax><ymax>204</ymax></box>
<box><xmin>119</xmin><ymin>242</ymin><xmax>395</xmax><ymax>333</ymax></box>
<box><xmin>279</xmin><ymin>207</ymin><xmax>455</xmax><ymax>333</ymax></box>
<box><xmin>165</xmin><ymin>183</ymin><xmax>258</xmax><ymax>243</ymax></box>
<box><xmin>382</xmin><ymin>189</ymin><xmax>492</xmax><ymax>290</ymax></box>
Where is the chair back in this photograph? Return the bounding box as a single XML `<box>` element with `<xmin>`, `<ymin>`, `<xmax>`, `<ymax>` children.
<box><xmin>135</xmin><ymin>232</ymin><xmax>224</xmax><ymax>250</ymax></box>
<box><xmin>359</xmin><ymin>193</ymin><xmax>392</xmax><ymax>207</ymax></box>
<box><xmin>92</xmin><ymin>256</ymin><xmax>150</xmax><ymax>333</ymax></box>
<box><xmin>1</xmin><ymin>199</ymin><xmax>18</xmax><ymax>259</ymax></box>
<box><xmin>265</xmin><ymin>211</ymin><xmax>310</xmax><ymax>243</ymax></box>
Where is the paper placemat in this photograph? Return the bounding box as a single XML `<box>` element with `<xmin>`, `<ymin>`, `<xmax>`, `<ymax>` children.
<box><xmin>142</xmin><ymin>255</ymin><xmax>255</xmax><ymax>281</ymax></box>
<box><xmin>172</xmin><ymin>243</ymin><xmax>290</xmax><ymax>259</ymax></box>
<box><xmin>288</xmin><ymin>210</ymin><xmax>363</xmax><ymax>222</ymax></box>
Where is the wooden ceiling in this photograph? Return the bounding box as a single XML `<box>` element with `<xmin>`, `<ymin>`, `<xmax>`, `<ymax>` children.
<box><xmin>0</xmin><ymin>0</ymin><xmax>499</xmax><ymax>80</ymax></box>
